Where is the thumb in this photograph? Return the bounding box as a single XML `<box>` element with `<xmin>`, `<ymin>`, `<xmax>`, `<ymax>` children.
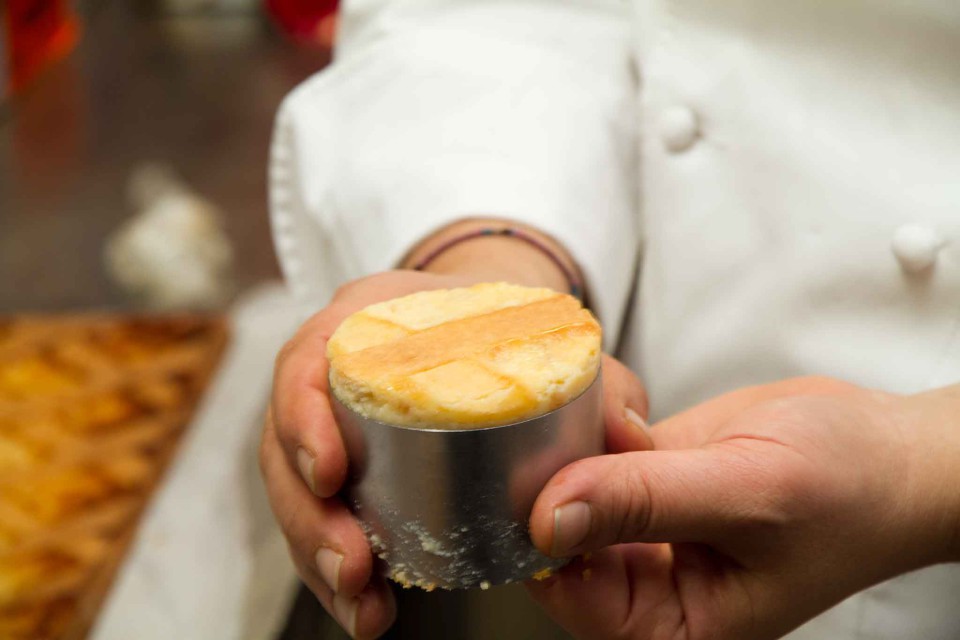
<box><xmin>530</xmin><ymin>446</ymin><xmax>785</xmax><ymax>557</ymax></box>
<box><xmin>600</xmin><ymin>355</ymin><xmax>652</xmax><ymax>454</ymax></box>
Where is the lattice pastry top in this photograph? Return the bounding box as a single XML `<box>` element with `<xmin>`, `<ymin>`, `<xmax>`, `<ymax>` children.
<box><xmin>328</xmin><ymin>283</ymin><xmax>601</xmax><ymax>429</ymax></box>
<box><xmin>0</xmin><ymin>316</ymin><xmax>227</xmax><ymax>640</ymax></box>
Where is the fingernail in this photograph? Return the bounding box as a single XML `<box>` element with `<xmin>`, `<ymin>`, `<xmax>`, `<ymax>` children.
<box><xmin>624</xmin><ymin>407</ymin><xmax>649</xmax><ymax>430</ymax></box>
<box><xmin>332</xmin><ymin>594</ymin><xmax>359</xmax><ymax>637</ymax></box>
<box><xmin>296</xmin><ymin>447</ymin><xmax>316</xmax><ymax>494</ymax></box>
<box><xmin>315</xmin><ymin>547</ymin><xmax>343</xmax><ymax>593</ymax></box>
<box><xmin>552</xmin><ymin>501</ymin><xmax>592</xmax><ymax>556</ymax></box>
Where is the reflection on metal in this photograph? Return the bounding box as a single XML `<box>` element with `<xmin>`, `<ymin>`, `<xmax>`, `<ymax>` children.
<box><xmin>332</xmin><ymin>373</ymin><xmax>604</xmax><ymax>590</ymax></box>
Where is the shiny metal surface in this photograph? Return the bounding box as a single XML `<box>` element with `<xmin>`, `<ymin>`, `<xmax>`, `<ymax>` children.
<box><xmin>332</xmin><ymin>374</ymin><xmax>604</xmax><ymax>590</ymax></box>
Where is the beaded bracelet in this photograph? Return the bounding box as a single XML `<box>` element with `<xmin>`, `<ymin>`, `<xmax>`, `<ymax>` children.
<box><xmin>410</xmin><ymin>227</ymin><xmax>583</xmax><ymax>300</ymax></box>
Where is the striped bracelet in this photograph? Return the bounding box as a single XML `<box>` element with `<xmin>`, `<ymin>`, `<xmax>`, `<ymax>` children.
<box><xmin>410</xmin><ymin>227</ymin><xmax>583</xmax><ymax>300</ymax></box>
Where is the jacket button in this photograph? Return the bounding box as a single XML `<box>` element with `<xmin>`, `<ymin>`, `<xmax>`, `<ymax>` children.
<box><xmin>660</xmin><ymin>106</ymin><xmax>700</xmax><ymax>152</ymax></box>
<box><xmin>892</xmin><ymin>224</ymin><xmax>941</xmax><ymax>273</ymax></box>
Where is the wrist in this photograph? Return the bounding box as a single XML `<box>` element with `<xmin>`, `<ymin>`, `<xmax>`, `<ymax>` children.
<box><xmin>401</xmin><ymin>219</ymin><xmax>581</xmax><ymax>295</ymax></box>
<box><xmin>896</xmin><ymin>385</ymin><xmax>960</xmax><ymax>564</ymax></box>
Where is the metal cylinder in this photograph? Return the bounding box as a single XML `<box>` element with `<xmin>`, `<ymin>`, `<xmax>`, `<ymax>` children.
<box><xmin>330</xmin><ymin>372</ymin><xmax>604</xmax><ymax>590</ymax></box>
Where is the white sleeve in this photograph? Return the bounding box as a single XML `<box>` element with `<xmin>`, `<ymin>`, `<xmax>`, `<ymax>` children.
<box><xmin>269</xmin><ymin>0</ymin><xmax>639</xmax><ymax>345</ymax></box>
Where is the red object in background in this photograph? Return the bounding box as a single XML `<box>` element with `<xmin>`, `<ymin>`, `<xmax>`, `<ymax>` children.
<box><xmin>4</xmin><ymin>0</ymin><xmax>80</xmax><ymax>95</ymax></box>
<box><xmin>265</xmin><ymin>0</ymin><xmax>339</xmax><ymax>49</ymax></box>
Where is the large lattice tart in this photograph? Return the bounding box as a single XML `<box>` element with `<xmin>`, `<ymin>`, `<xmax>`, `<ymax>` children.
<box><xmin>328</xmin><ymin>283</ymin><xmax>601</xmax><ymax>429</ymax></box>
<box><xmin>0</xmin><ymin>316</ymin><xmax>227</xmax><ymax>640</ymax></box>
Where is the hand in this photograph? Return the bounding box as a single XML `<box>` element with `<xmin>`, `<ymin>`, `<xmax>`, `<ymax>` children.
<box><xmin>526</xmin><ymin>377</ymin><xmax>960</xmax><ymax>640</ymax></box>
<box><xmin>259</xmin><ymin>266</ymin><xmax>652</xmax><ymax>638</ymax></box>
<box><xmin>260</xmin><ymin>270</ymin><xmax>478</xmax><ymax>639</ymax></box>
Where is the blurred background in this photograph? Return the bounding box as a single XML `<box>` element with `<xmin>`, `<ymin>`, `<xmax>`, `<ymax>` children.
<box><xmin>0</xmin><ymin>2</ymin><xmax>342</xmax><ymax>639</ymax></box>
<box><xmin>1</xmin><ymin>0</ymin><xmax>334</xmax><ymax>313</ymax></box>
<box><xmin>0</xmin><ymin>3</ymin><xmax>571</xmax><ymax>639</ymax></box>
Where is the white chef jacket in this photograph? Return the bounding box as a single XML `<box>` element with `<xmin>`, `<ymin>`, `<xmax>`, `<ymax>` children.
<box><xmin>269</xmin><ymin>1</ymin><xmax>960</xmax><ymax>638</ymax></box>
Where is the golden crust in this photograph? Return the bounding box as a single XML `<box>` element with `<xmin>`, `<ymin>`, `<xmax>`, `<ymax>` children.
<box><xmin>328</xmin><ymin>283</ymin><xmax>601</xmax><ymax>429</ymax></box>
<box><xmin>0</xmin><ymin>315</ymin><xmax>227</xmax><ymax>640</ymax></box>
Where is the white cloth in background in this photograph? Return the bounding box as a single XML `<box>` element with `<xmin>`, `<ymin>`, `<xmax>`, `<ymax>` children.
<box><xmin>269</xmin><ymin>1</ymin><xmax>960</xmax><ymax>638</ymax></box>
<box><xmin>91</xmin><ymin>284</ymin><xmax>304</xmax><ymax>640</ymax></box>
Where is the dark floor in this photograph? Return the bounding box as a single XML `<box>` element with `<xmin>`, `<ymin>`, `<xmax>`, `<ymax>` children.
<box><xmin>0</xmin><ymin>2</ymin><xmax>327</xmax><ymax>312</ymax></box>
<box><xmin>279</xmin><ymin>581</ymin><xmax>573</xmax><ymax>640</ymax></box>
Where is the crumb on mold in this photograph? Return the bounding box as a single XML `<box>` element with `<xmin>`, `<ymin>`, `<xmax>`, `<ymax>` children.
<box><xmin>532</xmin><ymin>567</ymin><xmax>553</xmax><ymax>581</ymax></box>
<box><xmin>369</xmin><ymin>534</ymin><xmax>389</xmax><ymax>557</ymax></box>
<box><xmin>388</xmin><ymin>569</ymin><xmax>438</xmax><ymax>592</ymax></box>
<box><xmin>480</xmin><ymin>581</ymin><xmax>491</xmax><ymax>590</ymax></box>
<box><xmin>392</xmin><ymin>570</ymin><xmax>412</xmax><ymax>589</ymax></box>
